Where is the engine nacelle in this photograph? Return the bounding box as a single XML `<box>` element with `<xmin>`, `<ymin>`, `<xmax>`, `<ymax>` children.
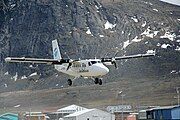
<box><xmin>104</xmin><ymin>62</ymin><xmax>113</xmax><ymax>65</ymax></box>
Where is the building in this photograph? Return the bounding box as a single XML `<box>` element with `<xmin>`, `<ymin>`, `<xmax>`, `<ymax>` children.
<box><xmin>64</xmin><ymin>108</ymin><xmax>115</xmax><ymax>120</ymax></box>
<box><xmin>57</xmin><ymin>104</ymin><xmax>87</xmax><ymax>113</ymax></box>
<box><xmin>46</xmin><ymin>105</ymin><xmax>87</xmax><ymax>120</ymax></box>
<box><xmin>24</xmin><ymin>112</ymin><xmax>47</xmax><ymax>120</ymax></box>
<box><xmin>138</xmin><ymin>110</ymin><xmax>147</xmax><ymax>120</ymax></box>
<box><xmin>114</xmin><ymin>111</ymin><xmax>135</xmax><ymax>120</ymax></box>
<box><xmin>107</xmin><ymin>105</ymin><xmax>136</xmax><ymax>120</ymax></box>
<box><xmin>139</xmin><ymin>105</ymin><xmax>180</xmax><ymax>120</ymax></box>
<box><xmin>147</xmin><ymin>105</ymin><xmax>180</xmax><ymax>120</ymax></box>
<box><xmin>0</xmin><ymin>113</ymin><xmax>18</xmax><ymax>120</ymax></box>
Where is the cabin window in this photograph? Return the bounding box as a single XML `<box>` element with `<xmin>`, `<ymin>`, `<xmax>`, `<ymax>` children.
<box><xmin>88</xmin><ymin>62</ymin><xmax>92</xmax><ymax>66</ymax></box>
<box><xmin>82</xmin><ymin>63</ymin><xmax>86</xmax><ymax>67</ymax></box>
<box><xmin>73</xmin><ymin>63</ymin><xmax>81</xmax><ymax>67</ymax></box>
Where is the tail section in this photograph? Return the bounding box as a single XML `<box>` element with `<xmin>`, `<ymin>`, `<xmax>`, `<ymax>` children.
<box><xmin>52</xmin><ymin>39</ymin><xmax>62</xmax><ymax>60</ymax></box>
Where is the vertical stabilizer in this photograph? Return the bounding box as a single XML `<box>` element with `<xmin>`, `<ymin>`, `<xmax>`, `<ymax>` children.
<box><xmin>52</xmin><ymin>39</ymin><xmax>62</xmax><ymax>60</ymax></box>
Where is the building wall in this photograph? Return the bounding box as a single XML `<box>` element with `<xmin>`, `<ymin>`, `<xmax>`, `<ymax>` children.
<box><xmin>138</xmin><ymin>110</ymin><xmax>147</xmax><ymax>120</ymax></box>
<box><xmin>114</xmin><ymin>112</ymin><xmax>131</xmax><ymax>120</ymax></box>
<box><xmin>171</xmin><ymin>107</ymin><xmax>180</xmax><ymax>119</ymax></box>
<box><xmin>64</xmin><ymin>109</ymin><xmax>115</xmax><ymax>120</ymax></box>
<box><xmin>64</xmin><ymin>117</ymin><xmax>75</xmax><ymax>120</ymax></box>
<box><xmin>154</xmin><ymin>109</ymin><xmax>171</xmax><ymax>120</ymax></box>
<box><xmin>26</xmin><ymin>116</ymin><xmax>46</xmax><ymax>120</ymax></box>
<box><xmin>126</xmin><ymin>114</ymin><xmax>136</xmax><ymax>120</ymax></box>
<box><xmin>76</xmin><ymin>109</ymin><xmax>115</xmax><ymax>120</ymax></box>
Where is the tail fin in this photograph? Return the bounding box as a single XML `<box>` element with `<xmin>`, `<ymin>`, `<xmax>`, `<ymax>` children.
<box><xmin>52</xmin><ymin>39</ymin><xmax>62</xmax><ymax>60</ymax></box>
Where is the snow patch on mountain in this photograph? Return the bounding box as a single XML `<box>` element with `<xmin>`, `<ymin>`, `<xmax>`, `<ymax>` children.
<box><xmin>4</xmin><ymin>71</ymin><xmax>9</xmax><ymax>75</ymax></box>
<box><xmin>157</xmin><ymin>43</ymin><xmax>161</xmax><ymax>47</ymax></box>
<box><xmin>175</xmin><ymin>46</ymin><xmax>180</xmax><ymax>51</ymax></box>
<box><xmin>142</xmin><ymin>21</ymin><xmax>147</xmax><ymax>27</ymax></box>
<box><xmin>29</xmin><ymin>72</ymin><xmax>38</xmax><ymax>77</ymax></box>
<box><xmin>176</xmin><ymin>40</ymin><xmax>180</xmax><ymax>42</ymax></box>
<box><xmin>104</xmin><ymin>21</ymin><xmax>116</xmax><ymax>29</ymax></box>
<box><xmin>160</xmin><ymin>32</ymin><xmax>176</xmax><ymax>41</ymax></box>
<box><xmin>153</xmin><ymin>9</ymin><xmax>159</xmax><ymax>12</ymax></box>
<box><xmin>11</xmin><ymin>72</ymin><xmax>18</xmax><ymax>81</ymax></box>
<box><xmin>131</xmin><ymin>17</ymin><xmax>138</xmax><ymax>23</ymax></box>
<box><xmin>99</xmin><ymin>35</ymin><xmax>104</xmax><ymax>38</ymax></box>
<box><xmin>123</xmin><ymin>40</ymin><xmax>131</xmax><ymax>49</ymax></box>
<box><xmin>123</xmin><ymin>36</ymin><xmax>142</xmax><ymax>49</ymax></box>
<box><xmin>86</xmin><ymin>27</ymin><xmax>92</xmax><ymax>35</ymax></box>
<box><xmin>141</xmin><ymin>27</ymin><xmax>159</xmax><ymax>38</ymax></box>
<box><xmin>4</xmin><ymin>84</ymin><xmax>8</xmax><ymax>88</ymax></box>
<box><xmin>146</xmin><ymin>50</ymin><xmax>155</xmax><ymax>54</ymax></box>
<box><xmin>21</xmin><ymin>75</ymin><xmax>27</xmax><ymax>79</ymax></box>
<box><xmin>161</xmin><ymin>44</ymin><xmax>171</xmax><ymax>49</ymax></box>
<box><xmin>132</xmin><ymin>36</ymin><xmax>142</xmax><ymax>42</ymax></box>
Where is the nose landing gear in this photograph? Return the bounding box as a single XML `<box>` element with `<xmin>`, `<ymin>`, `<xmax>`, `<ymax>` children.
<box><xmin>68</xmin><ymin>79</ymin><xmax>72</xmax><ymax>86</ymax></box>
<box><xmin>94</xmin><ymin>78</ymin><xmax>102</xmax><ymax>85</ymax></box>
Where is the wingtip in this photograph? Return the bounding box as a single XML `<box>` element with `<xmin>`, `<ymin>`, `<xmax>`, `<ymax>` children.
<box><xmin>52</xmin><ymin>39</ymin><xmax>58</xmax><ymax>43</ymax></box>
<box><xmin>5</xmin><ymin>57</ymin><xmax>11</xmax><ymax>62</ymax></box>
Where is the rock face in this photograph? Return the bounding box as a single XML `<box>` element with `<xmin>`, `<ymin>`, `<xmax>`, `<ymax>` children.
<box><xmin>0</xmin><ymin>0</ymin><xmax>180</xmax><ymax>91</ymax></box>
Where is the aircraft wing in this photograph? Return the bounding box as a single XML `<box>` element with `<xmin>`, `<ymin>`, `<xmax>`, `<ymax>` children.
<box><xmin>101</xmin><ymin>53</ymin><xmax>155</xmax><ymax>62</ymax></box>
<box><xmin>5</xmin><ymin>57</ymin><xmax>71</xmax><ymax>64</ymax></box>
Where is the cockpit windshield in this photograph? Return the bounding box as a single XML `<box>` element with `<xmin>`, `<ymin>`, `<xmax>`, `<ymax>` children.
<box><xmin>91</xmin><ymin>61</ymin><xmax>97</xmax><ymax>64</ymax></box>
<box><xmin>88</xmin><ymin>60</ymin><xmax>101</xmax><ymax>66</ymax></box>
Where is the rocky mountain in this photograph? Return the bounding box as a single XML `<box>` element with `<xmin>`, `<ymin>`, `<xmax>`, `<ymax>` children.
<box><xmin>0</xmin><ymin>0</ymin><xmax>180</xmax><ymax>92</ymax></box>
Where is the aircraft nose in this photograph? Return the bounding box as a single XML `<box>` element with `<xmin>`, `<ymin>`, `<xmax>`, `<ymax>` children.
<box><xmin>101</xmin><ymin>66</ymin><xmax>109</xmax><ymax>75</ymax></box>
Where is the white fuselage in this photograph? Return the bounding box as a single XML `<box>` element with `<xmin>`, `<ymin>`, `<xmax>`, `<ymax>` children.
<box><xmin>55</xmin><ymin>59</ymin><xmax>109</xmax><ymax>77</ymax></box>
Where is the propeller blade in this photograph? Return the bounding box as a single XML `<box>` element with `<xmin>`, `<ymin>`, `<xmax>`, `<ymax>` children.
<box><xmin>112</xmin><ymin>61</ymin><xmax>118</xmax><ymax>69</ymax></box>
<box><xmin>111</xmin><ymin>58</ymin><xmax>118</xmax><ymax>69</ymax></box>
<box><xmin>66</xmin><ymin>63</ymin><xmax>72</xmax><ymax>71</ymax></box>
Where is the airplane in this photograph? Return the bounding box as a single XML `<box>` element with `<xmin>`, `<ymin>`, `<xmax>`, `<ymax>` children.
<box><xmin>5</xmin><ymin>40</ymin><xmax>155</xmax><ymax>86</ymax></box>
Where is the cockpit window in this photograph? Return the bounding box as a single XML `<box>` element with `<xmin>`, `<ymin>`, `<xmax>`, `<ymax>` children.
<box><xmin>91</xmin><ymin>61</ymin><xmax>97</xmax><ymax>64</ymax></box>
<box><xmin>88</xmin><ymin>62</ymin><xmax>92</xmax><ymax>66</ymax></box>
<box><xmin>89</xmin><ymin>61</ymin><xmax>101</xmax><ymax>66</ymax></box>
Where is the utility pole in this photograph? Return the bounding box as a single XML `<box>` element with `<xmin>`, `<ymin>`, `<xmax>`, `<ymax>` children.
<box><xmin>117</xmin><ymin>91</ymin><xmax>126</xmax><ymax>120</ymax></box>
<box><xmin>121</xmin><ymin>94</ymin><xmax>125</xmax><ymax>120</ymax></box>
<box><xmin>176</xmin><ymin>87</ymin><xmax>179</xmax><ymax>106</ymax></box>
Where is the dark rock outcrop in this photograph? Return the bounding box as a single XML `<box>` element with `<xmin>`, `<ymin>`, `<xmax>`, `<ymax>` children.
<box><xmin>0</xmin><ymin>0</ymin><xmax>180</xmax><ymax>91</ymax></box>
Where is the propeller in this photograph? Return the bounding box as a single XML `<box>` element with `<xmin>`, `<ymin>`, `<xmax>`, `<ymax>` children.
<box><xmin>66</xmin><ymin>59</ymin><xmax>74</xmax><ymax>71</ymax></box>
<box><xmin>101</xmin><ymin>50</ymin><xmax>119</xmax><ymax>69</ymax></box>
<box><xmin>111</xmin><ymin>57</ymin><xmax>118</xmax><ymax>69</ymax></box>
<box><xmin>112</xmin><ymin>51</ymin><xmax>119</xmax><ymax>69</ymax></box>
<box><xmin>66</xmin><ymin>63</ymin><xmax>72</xmax><ymax>71</ymax></box>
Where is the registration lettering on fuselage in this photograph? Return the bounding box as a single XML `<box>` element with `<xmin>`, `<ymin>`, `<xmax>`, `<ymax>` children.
<box><xmin>79</xmin><ymin>68</ymin><xmax>89</xmax><ymax>73</ymax></box>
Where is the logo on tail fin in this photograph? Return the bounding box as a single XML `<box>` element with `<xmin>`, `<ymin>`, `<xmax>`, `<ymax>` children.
<box><xmin>54</xmin><ymin>48</ymin><xmax>58</xmax><ymax>58</ymax></box>
<box><xmin>52</xmin><ymin>39</ymin><xmax>62</xmax><ymax>60</ymax></box>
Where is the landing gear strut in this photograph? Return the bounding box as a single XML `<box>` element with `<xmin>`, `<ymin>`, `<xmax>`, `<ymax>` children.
<box><xmin>94</xmin><ymin>78</ymin><xmax>102</xmax><ymax>85</ymax></box>
<box><xmin>68</xmin><ymin>79</ymin><xmax>72</xmax><ymax>86</ymax></box>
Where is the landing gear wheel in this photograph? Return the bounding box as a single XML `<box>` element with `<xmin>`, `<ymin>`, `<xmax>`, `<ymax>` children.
<box><xmin>94</xmin><ymin>78</ymin><xmax>102</xmax><ymax>85</ymax></box>
<box><xmin>98</xmin><ymin>79</ymin><xmax>102</xmax><ymax>85</ymax></box>
<box><xmin>68</xmin><ymin>79</ymin><xmax>72</xmax><ymax>86</ymax></box>
<box><xmin>94</xmin><ymin>78</ymin><xmax>99</xmax><ymax>84</ymax></box>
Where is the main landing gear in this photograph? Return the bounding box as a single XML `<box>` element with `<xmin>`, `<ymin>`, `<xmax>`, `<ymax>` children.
<box><xmin>68</xmin><ymin>79</ymin><xmax>72</xmax><ymax>86</ymax></box>
<box><xmin>94</xmin><ymin>78</ymin><xmax>102</xmax><ymax>85</ymax></box>
<box><xmin>67</xmin><ymin>78</ymin><xmax>103</xmax><ymax>86</ymax></box>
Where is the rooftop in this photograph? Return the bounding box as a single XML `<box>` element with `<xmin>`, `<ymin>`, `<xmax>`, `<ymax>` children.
<box><xmin>0</xmin><ymin>113</ymin><xmax>18</xmax><ymax>120</ymax></box>
<box><xmin>145</xmin><ymin>105</ymin><xmax>180</xmax><ymax>111</ymax></box>
<box><xmin>64</xmin><ymin>109</ymin><xmax>94</xmax><ymax>117</ymax></box>
<box><xmin>57</xmin><ymin>104</ymin><xmax>87</xmax><ymax>113</ymax></box>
